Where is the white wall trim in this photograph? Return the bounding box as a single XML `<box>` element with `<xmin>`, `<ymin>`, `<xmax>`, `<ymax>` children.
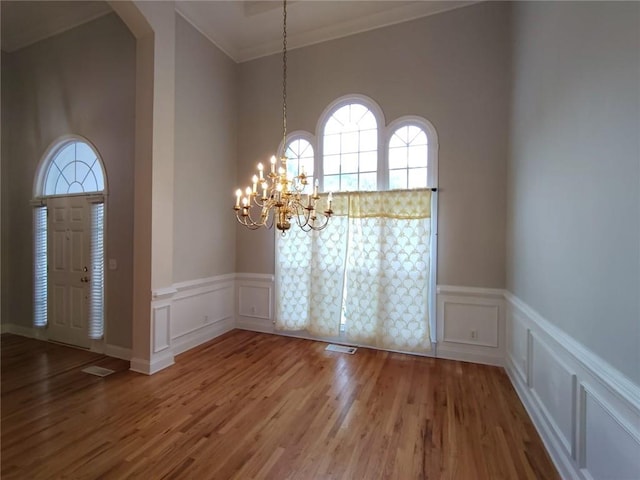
<box><xmin>436</xmin><ymin>285</ymin><xmax>505</xmax><ymax>366</ymax></box>
<box><xmin>130</xmin><ymin>350</ymin><xmax>175</xmax><ymax>375</ymax></box>
<box><xmin>105</xmin><ymin>343</ymin><xmax>132</xmax><ymax>361</ymax></box>
<box><xmin>235</xmin><ymin>272</ymin><xmax>275</xmax><ymax>281</ymax></box>
<box><xmin>144</xmin><ymin>273</ymin><xmax>237</xmax><ymax>373</ymax></box>
<box><xmin>236</xmin><ymin>274</ymin><xmax>275</xmax><ymax>332</ymax></box>
<box><xmin>171</xmin><ymin>317</ymin><xmax>234</xmax><ymax>356</ymax></box>
<box><xmin>172</xmin><ymin>273</ymin><xmax>236</xmax><ymax>292</ymax></box>
<box><xmin>505</xmin><ymin>355</ymin><xmax>579</xmax><ymax>480</ymax></box>
<box><xmin>152</xmin><ymin>286</ymin><xmax>179</xmax><ymax>298</ymax></box>
<box><xmin>505</xmin><ymin>291</ymin><xmax>640</xmax><ymax>412</ymax></box>
<box><xmin>505</xmin><ymin>291</ymin><xmax>640</xmax><ymax>480</ymax></box>
<box><xmin>1</xmin><ymin>323</ymin><xmax>47</xmax><ymax>340</ymax></box>
<box><xmin>437</xmin><ymin>284</ymin><xmax>505</xmax><ymax>299</ymax></box>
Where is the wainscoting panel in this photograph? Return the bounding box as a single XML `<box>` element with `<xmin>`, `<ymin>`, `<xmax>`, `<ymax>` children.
<box><xmin>530</xmin><ymin>333</ymin><xmax>577</xmax><ymax>456</ymax></box>
<box><xmin>152</xmin><ymin>304</ymin><xmax>171</xmax><ymax>353</ymax></box>
<box><xmin>236</xmin><ymin>274</ymin><xmax>275</xmax><ymax>333</ymax></box>
<box><xmin>580</xmin><ymin>385</ymin><xmax>640</xmax><ymax>480</ymax></box>
<box><xmin>506</xmin><ymin>308</ymin><xmax>529</xmax><ymax>384</ymax></box>
<box><xmin>436</xmin><ymin>285</ymin><xmax>505</xmax><ymax>366</ymax></box>
<box><xmin>169</xmin><ymin>275</ymin><xmax>235</xmax><ymax>355</ymax></box>
<box><xmin>504</xmin><ymin>292</ymin><xmax>640</xmax><ymax>480</ymax></box>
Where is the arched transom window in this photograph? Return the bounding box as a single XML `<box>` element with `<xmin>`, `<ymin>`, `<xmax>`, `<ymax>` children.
<box><xmin>43</xmin><ymin>140</ymin><xmax>105</xmax><ymax>196</ymax></box>
<box><xmin>323</xmin><ymin>103</ymin><xmax>378</xmax><ymax>192</ymax></box>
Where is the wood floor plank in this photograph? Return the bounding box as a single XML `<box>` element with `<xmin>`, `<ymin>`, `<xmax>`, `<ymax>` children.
<box><xmin>1</xmin><ymin>331</ymin><xmax>559</xmax><ymax>479</ymax></box>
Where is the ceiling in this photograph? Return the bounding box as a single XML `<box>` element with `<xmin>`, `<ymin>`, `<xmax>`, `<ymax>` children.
<box><xmin>1</xmin><ymin>1</ymin><xmax>477</xmax><ymax>62</ymax></box>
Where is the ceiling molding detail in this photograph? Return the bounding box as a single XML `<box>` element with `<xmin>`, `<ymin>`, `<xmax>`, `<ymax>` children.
<box><xmin>175</xmin><ymin>1</ymin><xmax>478</xmax><ymax>64</ymax></box>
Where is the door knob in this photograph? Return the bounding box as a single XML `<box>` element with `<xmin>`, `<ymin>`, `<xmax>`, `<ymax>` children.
<box><xmin>80</xmin><ymin>276</ymin><xmax>90</xmax><ymax>283</ymax></box>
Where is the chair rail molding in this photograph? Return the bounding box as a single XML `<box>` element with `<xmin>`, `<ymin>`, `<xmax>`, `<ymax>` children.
<box><xmin>504</xmin><ymin>291</ymin><xmax>640</xmax><ymax>480</ymax></box>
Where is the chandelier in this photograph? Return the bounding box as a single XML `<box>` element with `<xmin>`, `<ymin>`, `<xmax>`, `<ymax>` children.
<box><xmin>234</xmin><ymin>0</ymin><xmax>332</xmax><ymax>234</ymax></box>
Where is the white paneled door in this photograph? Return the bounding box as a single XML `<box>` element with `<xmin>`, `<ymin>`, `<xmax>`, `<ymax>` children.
<box><xmin>48</xmin><ymin>196</ymin><xmax>91</xmax><ymax>348</ymax></box>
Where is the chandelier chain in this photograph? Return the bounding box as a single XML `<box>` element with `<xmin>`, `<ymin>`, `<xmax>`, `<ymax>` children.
<box><xmin>282</xmin><ymin>0</ymin><xmax>287</xmax><ymax>148</ymax></box>
<box><xmin>233</xmin><ymin>0</ymin><xmax>333</xmax><ymax>234</ymax></box>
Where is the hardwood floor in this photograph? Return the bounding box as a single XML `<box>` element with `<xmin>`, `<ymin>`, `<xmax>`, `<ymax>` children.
<box><xmin>1</xmin><ymin>330</ymin><xmax>559</xmax><ymax>479</ymax></box>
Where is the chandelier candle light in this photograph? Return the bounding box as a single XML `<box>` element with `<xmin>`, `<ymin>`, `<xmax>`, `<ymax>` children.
<box><xmin>234</xmin><ymin>0</ymin><xmax>332</xmax><ymax>234</ymax></box>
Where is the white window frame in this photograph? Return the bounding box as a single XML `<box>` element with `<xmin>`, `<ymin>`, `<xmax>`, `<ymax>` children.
<box><xmin>316</xmin><ymin>94</ymin><xmax>386</xmax><ymax>192</ymax></box>
<box><xmin>386</xmin><ymin>115</ymin><xmax>439</xmax><ymax>190</ymax></box>
<box><xmin>31</xmin><ymin>135</ymin><xmax>108</xmax><ymax>346</ymax></box>
<box><xmin>277</xmin><ymin>96</ymin><xmax>440</xmax><ymax>343</ymax></box>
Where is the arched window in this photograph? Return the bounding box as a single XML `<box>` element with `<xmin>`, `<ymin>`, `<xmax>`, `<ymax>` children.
<box><xmin>276</xmin><ymin>95</ymin><xmax>439</xmax><ymax>353</ymax></box>
<box><xmin>284</xmin><ymin>136</ymin><xmax>315</xmax><ymax>195</ymax></box>
<box><xmin>389</xmin><ymin>125</ymin><xmax>428</xmax><ymax>189</ymax></box>
<box><xmin>321</xmin><ymin>97</ymin><xmax>382</xmax><ymax>192</ymax></box>
<box><xmin>41</xmin><ymin>139</ymin><xmax>105</xmax><ymax>196</ymax></box>
<box><xmin>387</xmin><ymin>116</ymin><xmax>438</xmax><ymax>190</ymax></box>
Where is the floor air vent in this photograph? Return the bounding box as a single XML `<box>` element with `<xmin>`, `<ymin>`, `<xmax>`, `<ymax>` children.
<box><xmin>325</xmin><ymin>344</ymin><xmax>357</xmax><ymax>354</ymax></box>
<box><xmin>81</xmin><ymin>366</ymin><xmax>115</xmax><ymax>377</ymax></box>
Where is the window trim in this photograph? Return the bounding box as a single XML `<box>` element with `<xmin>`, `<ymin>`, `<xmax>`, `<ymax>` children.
<box><xmin>386</xmin><ymin>115</ymin><xmax>439</xmax><ymax>189</ymax></box>
<box><xmin>33</xmin><ymin>134</ymin><xmax>109</xmax><ymax>199</ymax></box>
<box><xmin>316</xmin><ymin>94</ymin><xmax>386</xmax><ymax>192</ymax></box>
<box><xmin>278</xmin><ymin>130</ymin><xmax>317</xmax><ymax>158</ymax></box>
<box><xmin>278</xmin><ymin>99</ymin><xmax>440</xmax><ymax>193</ymax></box>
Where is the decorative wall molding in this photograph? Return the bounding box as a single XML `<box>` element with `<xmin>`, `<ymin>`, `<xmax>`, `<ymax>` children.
<box><xmin>151</xmin><ymin>286</ymin><xmax>178</xmax><ymax>298</ymax></box>
<box><xmin>152</xmin><ymin>303</ymin><xmax>171</xmax><ymax>353</ymax></box>
<box><xmin>505</xmin><ymin>292</ymin><xmax>640</xmax><ymax>480</ymax></box>
<box><xmin>435</xmin><ymin>285</ymin><xmax>505</xmax><ymax>366</ymax></box>
<box><xmin>236</xmin><ymin>274</ymin><xmax>275</xmax><ymax>333</ymax></box>
<box><xmin>142</xmin><ymin>274</ymin><xmax>237</xmax><ymax>373</ymax></box>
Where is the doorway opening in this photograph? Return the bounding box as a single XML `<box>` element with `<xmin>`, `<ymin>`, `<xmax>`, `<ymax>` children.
<box><xmin>33</xmin><ymin>135</ymin><xmax>107</xmax><ymax>349</ymax></box>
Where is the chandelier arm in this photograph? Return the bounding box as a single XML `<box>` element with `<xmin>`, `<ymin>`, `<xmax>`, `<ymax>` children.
<box><xmin>235</xmin><ymin>213</ymin><xmax>261</xmax><ymax>230</ymax></box>
<box><xmin>237</xmin><ymin>203</ymin><xmax>270</xmax><ymax>229</ymax></box>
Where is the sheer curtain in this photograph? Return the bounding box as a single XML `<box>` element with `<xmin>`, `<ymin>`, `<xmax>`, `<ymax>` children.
<box><xmin>275</xmin><ymin>189</ymin><xmax>432</xmax><ymax>353</ymax></box>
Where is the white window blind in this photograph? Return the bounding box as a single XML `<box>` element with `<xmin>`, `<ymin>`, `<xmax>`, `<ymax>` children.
<box><xmin>33</xmin><ymin>206</ymin><xmax>47</xmax><ymax>327</ymax></box>
<box><xmin>89</xmin><ymin>203</ymin><xmax>104</xmax><ymax>339</ymax></box>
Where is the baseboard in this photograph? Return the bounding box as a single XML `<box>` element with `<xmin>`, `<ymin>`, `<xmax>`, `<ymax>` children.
<box><xmin>236</xmin><ymin>316</ymin><xmax>274</xmax><ymax>334</ymax></box>
<box><xmin>130</xmin><ymin>349</ymin><xmax>175</xmax><ymax>375</ymax></box>
<box><xmin>105</xmin><ymin>343</ymin><xmax>132</xmax><ymax>361</ymax></box>
<box><xmin>2</xmin><ymin>323</ymin><xmax>133</xmax><ymax>361</ymax></box>
<box><xmin>172</xmin><ymin>317</ymin><xmax>235</xmax><ymax>355</ymax></box>
<box><xmin>504</xmin><ymin>292</ymin><xmax>640</xmax><ymax>480</ymax></box>
<box><xmin>1</xmin><ymin>323</ymin><xmax>47</xmax><ymax>339</ymax></box>
<box><xmin>436</xmin><ymin>344</ymin><xmax>503</xmax><ymax>367</ymax></box>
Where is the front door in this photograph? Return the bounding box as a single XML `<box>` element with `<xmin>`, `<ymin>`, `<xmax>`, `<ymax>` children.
<box><xmin>48</xmin><ymin>196</ymin><xmax>91</xmax><ymax>348</ymax></box>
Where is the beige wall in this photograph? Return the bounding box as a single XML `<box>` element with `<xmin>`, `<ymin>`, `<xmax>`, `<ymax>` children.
<box><xmin>507</xmin><ymin>2</ymin><xmax>640</xmax><ymax>385</ymax></box>
<box><xmin>0</xmin><ymin>13</ymin><xmax>136</xmax><ymax>348</ymax></box>
<box><xmin>173</xmin><ymin>15</ymin><xmax>237</xmax><ymax>282</ymax></box>
<box><xmin>236</xmin><ymin>1</ymin><xmax>511</xmax><ymax>288</ymax></box>
<box><xmin>1</xmin><ymin>52</ymin><xmax>15</xmax><ymax>326</ymax></box>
